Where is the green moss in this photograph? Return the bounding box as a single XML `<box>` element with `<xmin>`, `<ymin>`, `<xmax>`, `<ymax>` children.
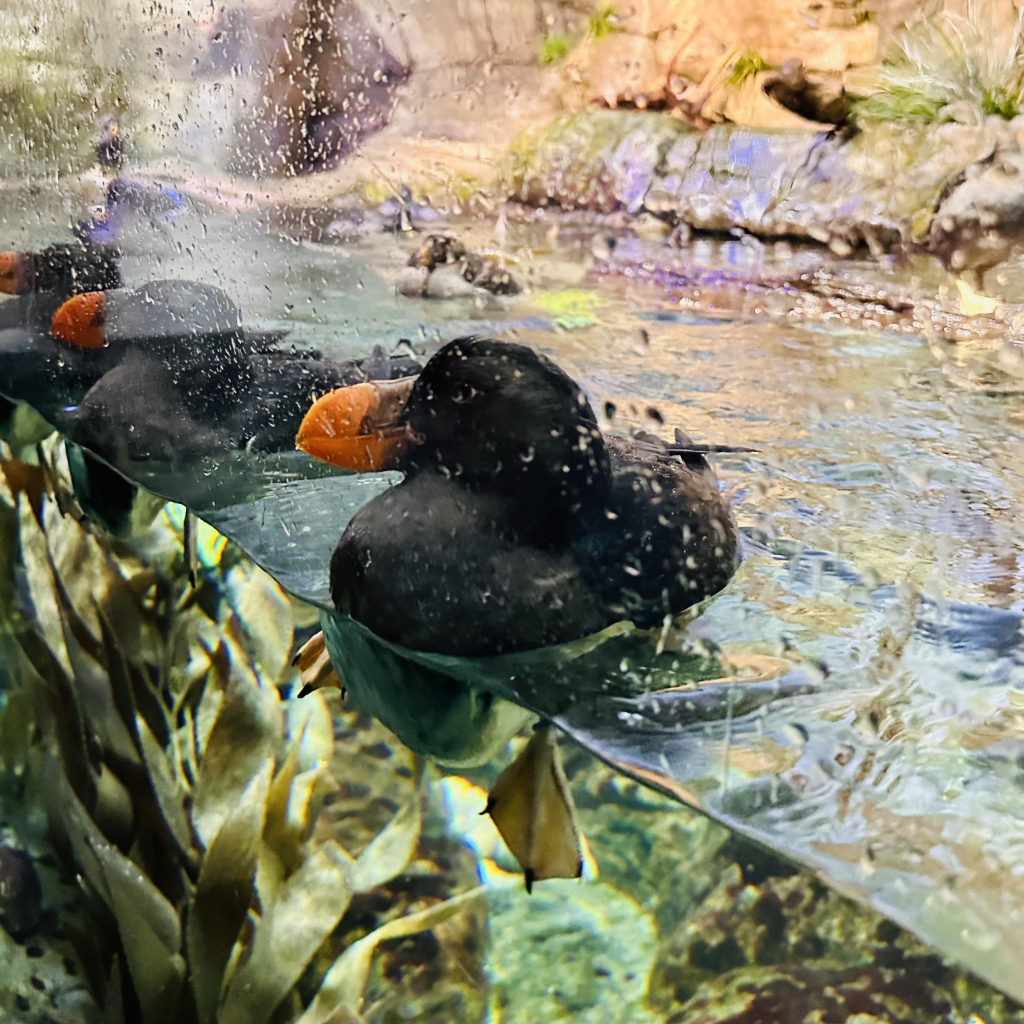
<box><xmin>585</xmin><ymin>4</ymin><xmax>618</xmax><ymax>41</ymax></box>
<box><xmin>501</xmin><ymin>110</ymin><xmax>687</xmax><ymax>211</ymax></box>
<box><xmin>727</xmin><ymin>52</ymin><xmax>768</xmax><ymax>88</ymax></box>
<box><xmin>538</xmin><ymin>31</ymin><xmax>575</xmax><ymax>66</ymax></box>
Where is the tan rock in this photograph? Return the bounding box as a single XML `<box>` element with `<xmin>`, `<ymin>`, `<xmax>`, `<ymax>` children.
<box><xmin>583</xmin><ymin>33</ymin><xmax>668</xmax><ymax>108</ymax></box>
<box><xmin>755</xmin><ymin>20</ymin><xmax>878</xmax><ymax>69</ymax></box>
<box><xmin>709</xmin><ymin>2</ymin><xmax>879</xmax><ymax>70</ymax></box>
<box><xmin>675</xmin><ymin>44</ymin><xmax>744</xmax><ymax>122</ymax></box>
<box><xmin>614</xmin><ymin>0</ymin><xmax>702</xmax><ymax>36</ymax></box>
<box><xmin>630</xmin><ymin>0</ymin><xmax>880</xmax><ymax>77</ymax></box>
<box><xmin>796</xmin><ymin>0</ymin><xmax>871</xmax><ymax>30</ymax></box>
<box><xmin>655</xmin><ymin>25</ymin><xmax>731</xmax><ymax>84</ymax></box>
<box><xmin>719</xmin><ymin>72</ymin><xmax>836</xmax><ymax>130</ymax></box>
<box><xmin>355</xmin><ymin>0</ymin><xmax>538</xmax><ymax>70</ymax></box>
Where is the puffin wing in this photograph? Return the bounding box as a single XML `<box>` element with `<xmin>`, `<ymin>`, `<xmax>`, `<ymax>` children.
<box><xmin>571</xmin><ymin>434</ymin><xmax>740</xmax><ymax>629</ymax></box>
<box><xmin>331</xmin><ymin>473</ymin><xmax>610</xmax><ymax>657</ymax></box>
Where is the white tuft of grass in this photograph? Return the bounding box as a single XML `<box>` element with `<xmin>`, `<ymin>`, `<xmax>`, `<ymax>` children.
<box><xmin>854</xmin><ymin>1</ymin><xmax>1023</xmax><ymax>123</ymax></box>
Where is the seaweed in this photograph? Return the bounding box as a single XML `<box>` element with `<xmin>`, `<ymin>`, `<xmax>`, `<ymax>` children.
<box><xmin>0</xmin><ymin>441</ymin><xmax>482</xmax><ymax>1024</ymax></box>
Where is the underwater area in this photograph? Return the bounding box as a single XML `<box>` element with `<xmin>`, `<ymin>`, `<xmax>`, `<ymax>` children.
<box><xmin>0</xmin><ymin>0</ymin><xmax>1022</xmax><ymax>1022</ymax></box>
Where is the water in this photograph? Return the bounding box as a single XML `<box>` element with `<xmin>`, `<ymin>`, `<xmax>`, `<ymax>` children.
<box><xmin>0</xmin><ymin>202</ymin><xmax>1021</xmax><ymax>1020</ymax></box>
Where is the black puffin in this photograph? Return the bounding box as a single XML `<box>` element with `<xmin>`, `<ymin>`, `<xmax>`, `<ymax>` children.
<box><xmin>55</xmin><ymin>283</ymin><xmax>420</xmax><ymax>535</ymax></box>
<box><xmin>294</xmin><ymin>337</ymin><xmax>746</xmax><ymax>888</ymax></box>
<box><xmin>0</xmin><ymin>243</ymin><xmax>125</xmax><ymax>437</ymax></box>
<box><xmin>0</xmin><ymin>243</ymin><xmax>121</xmax><ymax>302</ymax></box>
<box><xmin>297</xmin><ymin>337</ymin><xmax>740</xmax><ymax>656</ymax></box>
<box><xmin>3</xmin><ymin>263</ymin><xmax>421</xmax><ymax>531</ymax></box>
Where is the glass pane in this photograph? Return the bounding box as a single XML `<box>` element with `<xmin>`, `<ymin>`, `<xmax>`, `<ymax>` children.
<box><xmin>1</xmin><ymin>0</ymin><xmax>1021</xmax><ymax>1021</ymax></box>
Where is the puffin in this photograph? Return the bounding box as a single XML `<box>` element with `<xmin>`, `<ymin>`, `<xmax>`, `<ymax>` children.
<box><xmin>293</xmin><ymin>337</ymin><xmax>746</xmax><ymax>888</ymax></box>
<box><xmin>44</xmin><ymin>281</ymin><xmax>420</xmax><ymax>536</ymax></box>
<box><xmin>48</xmin><ymin>281</ymin><xmax>422</xmax><ymax>460</ymax></box>
<box><xmin>4</xmin><ymin>265</ymin><xmax>421</xmax><ymax>534</ymax></box>
<box><xmin>0</xmin><ymin>242</ymin><xmax>124</xmax><ymax>442</ymax></box>
<box><xmin>0</xmin><ymin>243</ymin><xmax>121</xmax><ymax>302</ymax></box>
<box><xmin>2</xmin><ymin>271</ymin><xmax>281</xmax><ymax>432</ymax></box>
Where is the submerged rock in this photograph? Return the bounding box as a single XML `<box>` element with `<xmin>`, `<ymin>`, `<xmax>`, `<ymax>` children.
<box><xmin>396</xmin><ymin>234</ymin><xmax>521</xmax><ymax>298</ymax></box>
<box><xmin>486</xmin><ymin>878</ymin><xmax>659</xmax><ymax>1024</ymax></box>
<box><xmin>0</xmin><ymin>847</ymin><xmax>42</xmax><ymax>940</ymax></box>
<box><xmin>564</xmin><ymin>755</ymin><xmax>1024</xmax><ymax>1024</ymax></box>
<box><xmin>0</xmin><ymin>925</ymin><xmax>102</xmax><ymax>1024</ymax></box>
<box><xmin>669</xmin><ymin>959</ymin><xmax>1024</xmax><ymax>1024</ymax></box>
<box><xmin>0</xmin><ymin>797</ymin><xmax>101</xmax><ymax>1024</ymax></box>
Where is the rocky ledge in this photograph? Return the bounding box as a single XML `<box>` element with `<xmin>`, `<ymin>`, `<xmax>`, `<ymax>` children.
<box><xmin>501</xmin><ymin>110</ymin><xmax>1023</xmax><ymax>285</ymax></box>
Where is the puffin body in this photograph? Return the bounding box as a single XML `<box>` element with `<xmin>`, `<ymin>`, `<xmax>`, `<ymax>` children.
<box><xmin>0</xmin><ymin>242</ymin><xmax>125</xmax><ymax>424</ymax></box>
<box><xmin>0</xmin><ymin>243</ymin><xmax>121</xmax><ymax>302</ymax></box>
<box><xmin>308</xmin><ymin>338</ymin><xmax>740</xmax><ymax>657</ymax></box>
<box><xmin>3</xmin><ymin>254</ymin><xmax>422</xmax><ymax>531</ymax></box>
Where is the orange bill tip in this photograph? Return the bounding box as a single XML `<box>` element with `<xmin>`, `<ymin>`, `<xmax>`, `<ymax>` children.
<box><xmin>296</xmin><ymin>382</ymin><xmax>379</xmax><ymax>448</ymax></box>
<box><xmin>295</xmin><ymin>381</ymin><xmax>416</xmax><ymax>472</ymax></box>
<box><xmin>0</xmin><ymin>251</ymin><xmax>26</xmax><ymax>294</ymax></box>
<box><xmin>50</xmin><ymin>291</ymin><xmax>107</xmax><ymax>349</ymax></box>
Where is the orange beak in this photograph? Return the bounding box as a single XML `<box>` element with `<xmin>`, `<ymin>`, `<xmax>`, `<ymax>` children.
<box><xmin>295</xmin><ymin>376</ymin><xmax>420</xmax><ymax>472</ymax></box>
<box><xmin>50</xmin><ymin>292</ymin><xmax>107</xmax><ymax>349</ymax></box>
<box><xmin>0</xmin><ymin>252</ymin><xmax>27</xmax><ymax>294</ymax></box>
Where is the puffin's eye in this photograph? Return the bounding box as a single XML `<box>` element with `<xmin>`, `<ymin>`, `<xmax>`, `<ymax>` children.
<box><xmin>451</xmin><ymin>381</ymin><xmax>478</xmax><ymax>404</ymax></box>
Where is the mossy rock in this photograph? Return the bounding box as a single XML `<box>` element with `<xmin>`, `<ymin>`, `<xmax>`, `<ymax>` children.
<box><xmin>647</xmin><ymin>859</ymin><xmax>1024</xmax><ymax>1023</ymax></box>
<box><xmin>501</xmin><ymin>110</ymin><xmax>690</xmax><ymax>213</ymax></box>
<box><xmin>486</xmin><ymin>878</ymin><xmax>660</xmax><ymax>1024</ymax></box>
<box><xmin>561</xmin><ymin>755</ymin><xmax>1022</xmax><ymax>1024</ymax></box>
<box><xmin>668</xmin><ymin>960</ymin><xmax>1024</xmax><ymax>1024</ymax></box>
<box><xmin>499</xmin><ymin>109</ymin><xmax>1017</xmax><ymax>251</ymax></box>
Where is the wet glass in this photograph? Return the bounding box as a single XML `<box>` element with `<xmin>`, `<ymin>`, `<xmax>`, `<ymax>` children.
<box><xmin>1</xmin><ymin>1</ymin><xmax>1022</xmax><ymax>1022</ymax></box>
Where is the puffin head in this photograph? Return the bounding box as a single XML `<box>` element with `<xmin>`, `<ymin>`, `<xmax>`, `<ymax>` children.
<box><xmin>296</xmin><ymin>337</ymin><xmax>608</xmax><ymax>503</ymax></box>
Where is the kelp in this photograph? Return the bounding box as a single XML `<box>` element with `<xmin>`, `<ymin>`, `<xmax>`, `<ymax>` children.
<box><xmin>0</xmin><ymin>445</ymin><xmax>483</xmax><ymax>1024</ymax></box>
